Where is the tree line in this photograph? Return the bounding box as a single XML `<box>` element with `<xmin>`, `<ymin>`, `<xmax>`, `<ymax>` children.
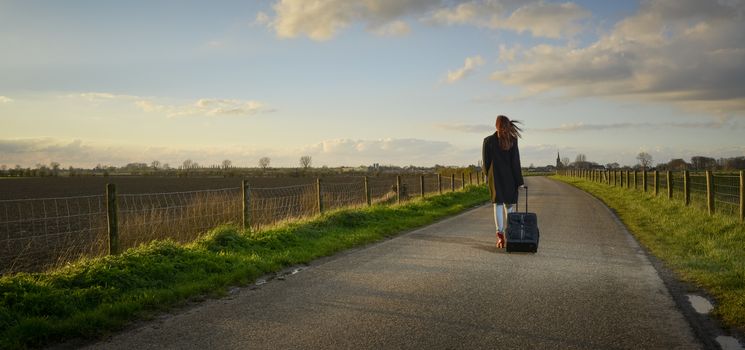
<box><xmin>562</xmin><ymin>152</ymin><xmax>745</xmax><ymax>171</ymax></box>
<box><xmin>0</xmin><ymin>155</ymin><xmax>482</xmax><ymax>178</ymax></box>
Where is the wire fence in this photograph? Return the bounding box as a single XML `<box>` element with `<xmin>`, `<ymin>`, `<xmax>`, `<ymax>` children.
<box><xmin>0</xmin><ymin>174</ymin><xmax>478</xmax><ymax>274</ymax></box>
<box><xmin>559</xmin><ymin>169</ymin><xmax>744</xmax><ymax>223</ymax></box>
<box><xmin>118</xmin><ymin>187</ymin><xmax>242</xmax><ymax>250</ymax></box>
<box><xmin>0</xmin><ymin>195</ymin><xmax>108</xmax><ymax>274</ymax></box>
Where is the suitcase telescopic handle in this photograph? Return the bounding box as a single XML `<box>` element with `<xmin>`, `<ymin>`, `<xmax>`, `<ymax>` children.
<box><xmin>517</xmin><ymin>185</ymin><xmax>528</xmax><ymax>213</ymax></box>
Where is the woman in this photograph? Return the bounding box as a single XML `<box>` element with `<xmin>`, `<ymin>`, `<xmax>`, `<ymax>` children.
<box><xmin>482</xmin><ymin>115</ymin><xmax>524</xmax><ymax>249</ymax></box>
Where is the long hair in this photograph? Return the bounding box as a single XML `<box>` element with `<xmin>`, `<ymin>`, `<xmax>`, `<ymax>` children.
<box><xmin>495</xmin><ymin>115</ymin><xmax>522</xmax><ymax>151</ymax></box>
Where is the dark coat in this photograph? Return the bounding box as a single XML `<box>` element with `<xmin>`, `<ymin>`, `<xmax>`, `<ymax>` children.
<box><xmin>482</xmin><ymin>133</ymin><xmax>524</xmax><ymax>204</ymax></box>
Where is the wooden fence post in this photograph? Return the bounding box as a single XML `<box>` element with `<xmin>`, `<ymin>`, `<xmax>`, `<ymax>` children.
<box><xmin>740</xmin><ymin>170</ymin><xmax>745</xmax><ymax>222</ymax></box>
<box><xmin>242</xmin><ymin>180</ymin><xmax>250</xmax><ymax>231</ymax></box>
<box><xmin>438</xmin><ymin>174</ymin><xmax>442</xmax><ymax>195</ymax></box>
<box><xmin>654</xmin><ymin>170</ymin><xmax>659</xmax><ymax>196</ymax></box>
<box><xmin>633</xmin><ymin>171</ymin><xmax>637</xmax><ymax>189</ymax></box>
<box><xmin>625</xmin><ymin>170</ymin><xmax>629</xmax><ymax>189</ymax></box>
<box><xmin>397</xmin><ymin>175</ymin><xmax>402</xmax><ymax>204</ymax></box>
<box><xmin>364</xmin><ymin>176</ymin><xmax>371</xmax><ymax>206</ymax></box>
<box><xmin>317</xmin><ymin>178</ymin><xmax>323</xmax><ymax>214</ymax></box>
<box><xmin>106</xmin><ymin>183</ymin><xmax>119</xmax><ymax>255</ymax></box>
<box><xmin>476</xmin><ymin>171</ymin><xmax>480</xmax><ymax>185</ymax></box>
<box><xmin>461</xmin><ymin>173</ymin><xmax>465</xmax><ymax>190</ymax></box>
<box><xmin>420</xmin><ymin>175</ymin><xmax>425</xmax><ymax>198</ymax></box>
<box><xmin>451</xmin><ymin>174</ymin><xmax>455</xmax><ymax>192</ymax></box>
<box><xmin>469</xmin><ymin>172</ymin><xmax>473</xmax><ymax>186</ymax></box>
<box><xmin>666</xmin><ymin>171</ymin><xmax>672</xmax><ymax>199</ymax></box>
<box><xmin>643</xmin><ymin>170</ymin><xmax>648</xmax><ymax>192</ymax></box>
<box><xmin>684</xmin><ymin>170</ymin><xmax>690</xmax><ymax>206</ymax></box>
<box><xmin>706</xmin><ymin>171</ymin><xmax>714</xmax><ymax>215</ymax></box>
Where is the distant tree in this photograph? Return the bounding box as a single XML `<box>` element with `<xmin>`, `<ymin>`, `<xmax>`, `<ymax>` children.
<box><xmin>300</xmin><ymin>155</ymin><xmax>312</xmax><ymax>169</ymax></box>
<box><xmin>259</xmin><ymin>157</ymin><xmax>271</xmax><ymax>170</ymax></box>
<box><xmin>162</xmin><ymin>163</ymin><xmax>170</xmax><ymax>170</ymax></box>
<box><xmin>573</xmin><ymin>154</ymin><xmax>590</xmax><ymax>169</ymax></box>
<box><xmin>723</xmin><ymin>156</ymin><xmax>745</xmax><ymax>170</ymax></box>
<box><xmin>605</xmin><ymin>162</ymin><xmax>620</xmax><ymax>169</ymax></box>
<box><xmin>636</xmin><ymin>152</ymin><xmax>653</xmax><ymax>170</ymax></box>
<box><xmin>182</xmin><ymin>159</ymin><xmax>194</xmax><ymax>169</ymax></box>
<box><xmin>221</xmin><ymin>159</ymin><xmax>232</xmax><ymax>169</ymax></box>
<box><xmin>151</xmin><ymin>160</ymin><xmax>161</xmax><ymax>170</ymax></box>
<box><xmin>667</xmin><ymin>158</ymin><xmax>689</xmax><ymax>171</ymax></box>
<box><xmin>125</xmin><ymin>162</ymin><xmax>148</xmax><ymax>170</ymax></box>
<box><xmin>562</xmin><ymin>157</ymin><xmax>570</xmax><ymax>168</ymax></box>
<box><xmin>690</xmin><ymin>156</ymin><xmax>717</xmax><ymax>170</ymax></box>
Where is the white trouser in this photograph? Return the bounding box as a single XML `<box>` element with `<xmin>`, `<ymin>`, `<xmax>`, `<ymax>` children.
<box><xmin>493</xmin><ymin>203</ymin><xmax>516</xmax><ymax>233</ymax></box>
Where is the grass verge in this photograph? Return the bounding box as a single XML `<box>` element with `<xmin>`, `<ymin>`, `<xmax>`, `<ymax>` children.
<box><xmin>552</xmin><ymin>175</ymin><xmax>745</xmax><ymax>332</ymax></box>
<box><xmin>0</xmin><ymin>186</ymin><xmax>489</xmax><ymax>349</ymax></box>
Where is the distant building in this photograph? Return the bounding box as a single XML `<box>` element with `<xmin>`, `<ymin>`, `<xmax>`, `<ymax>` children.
<box><xmin>556</xmin><ymin>152</ymin><xmax>563</xmax><ymax>169</ymax></box>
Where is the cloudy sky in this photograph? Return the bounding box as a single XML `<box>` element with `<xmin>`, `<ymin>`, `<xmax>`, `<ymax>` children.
<box><xmin>1</xmin><ymin>0</ymin><xmax>744</xmax><ymax>169</ymax></box>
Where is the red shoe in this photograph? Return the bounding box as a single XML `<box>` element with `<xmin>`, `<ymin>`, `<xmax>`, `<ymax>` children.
<box><xmin>496</xmin><ymin>231</ymin><xmax>505</xmax><ymax>249</ymax></box>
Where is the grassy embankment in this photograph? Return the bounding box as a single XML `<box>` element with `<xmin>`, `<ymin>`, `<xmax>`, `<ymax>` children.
<box><xmin>0</xmin><ymin>185</ymin><xmax>489</xmax><ymax>349</ymax></box>
<box><xmin>553</xmin><ymin>175</ymin><xmax>745</xmax><ymax>331</ymax></box>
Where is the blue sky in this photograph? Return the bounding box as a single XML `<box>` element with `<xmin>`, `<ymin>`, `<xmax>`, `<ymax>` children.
<box><xmin>1</xmin><ymin>0</ymin><xmax>744</xmax><ymax>169</ymax></box>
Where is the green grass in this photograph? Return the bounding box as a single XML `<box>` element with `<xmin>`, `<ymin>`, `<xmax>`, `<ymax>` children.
<box><xmin>0</xmin><ymin>186</ymin><xmax>489</xmax><ymax>349</ymax></box>
<box><xmin>553</xmin><ymin>175</ymin><xmax>745</xmax><ymax>332</ymax></box>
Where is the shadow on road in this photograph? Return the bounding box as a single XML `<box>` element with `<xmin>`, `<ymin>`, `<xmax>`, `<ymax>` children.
<box><xmin>408</xmin><ymin>232</ymin><xmax>497</xmax><ymax>254</ymax></box>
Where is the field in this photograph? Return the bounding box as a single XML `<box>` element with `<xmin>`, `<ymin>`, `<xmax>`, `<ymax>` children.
<box><xmin>0</xmin><ymin>174</ymin><xmax>468</xmax><ymax>274</ymax></box>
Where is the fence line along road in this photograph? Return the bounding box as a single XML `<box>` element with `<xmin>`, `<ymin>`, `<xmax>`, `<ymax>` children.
<box><xmin>558</xmin><ymin>169</ymin><xmax>745</xmax><ymax>223</ymax></box>
<box><xmin>0</xmin><ymin>173</ymin><xmax>480</xmax><ymax>275</ymax></box>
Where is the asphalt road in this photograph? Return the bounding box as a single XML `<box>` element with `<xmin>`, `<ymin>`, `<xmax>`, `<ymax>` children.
<box><xmin>86</xmin><ymin>177</ymin><xmax>702</xmax><ymax>349</ymax></box>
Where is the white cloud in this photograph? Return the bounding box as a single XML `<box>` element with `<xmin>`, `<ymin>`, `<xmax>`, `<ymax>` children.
<box><xmin>445</xmin><ymin>55</ymin><xmax>484</xmax><ymax>83</ymax></box>
<box><xmin>532</xmin><ymin>120</ymin><xmax>743</xmax><ymax>133</ymax></box>
<box><xmin>72</xmin><ymin>92</ymin><xmax>139</xmax><ymax>102</ymax></box>
<box><xmin>162</xmin><ymin>99</ymin><xmax>270</xmax><ymax>118</ymax></box>
<box><xmin>261</xmin><ymin>1</ymin><xmax>590</xmax><ymax>40</ymax></box>
<box><xmin>0</xmin><ymin>96</ymin><xmax>14</xmax><ymax>104</ymax></box>
<box><xmin>371</xmin><ymin>20</ymin><xmax>411</xmax><ymax>37</ymax></box>
<box><xmin>65</xmin><ymin>92</ymin><xmax>272</xmax><ymax>118</ymax></box>
<box><xmin>437</xmin><ymin>119</ymin><xmax>744</xmax><ymax>134</ymax></box>
<box><xmin>498</xmin><ymin>44</ymin><xmax>518</xmax><ymax>62</ymax></box>
<box><xmin>266</xmin><ymin>0</ymin><xmax>436</xmax><ymax>41</ymax></box>
<box><xmin>427</xmin><ymin>1</ymin><xmax>502</xmax><ymax>26</ymax></box>
<box><xmin>492</xmin><ymin>1</ymin><xmax>590</xmax><ymax>39</ymax></box>
<box><xmin>0</xmin><ymin>137</ymin><xmax>476</xmax><ymax>168</ymax></box>
<box><xmin>491</xmin><ymin>0</ymin><xmax>745</xmax><ymax>115</ymax></box>
<box><xmin>426</xmin><ymin>1</ymin><xmax>589</xmax><ymax>39</ymax></box>
<box><xmin>435</xmin><ymin>123</ymin><xmax>492</xmax><ymax>133</ymax></box>
<box><xmin>254</xmin><ymin>11</ymin><xmax>271</xmax><ymax>26</ymax></box>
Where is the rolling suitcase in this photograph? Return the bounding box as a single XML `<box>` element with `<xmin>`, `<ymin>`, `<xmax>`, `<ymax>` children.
<box><xmin>505</xmin><ymin>186</ymin><xmax>539</xmax><ymax>253</ymax></box>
